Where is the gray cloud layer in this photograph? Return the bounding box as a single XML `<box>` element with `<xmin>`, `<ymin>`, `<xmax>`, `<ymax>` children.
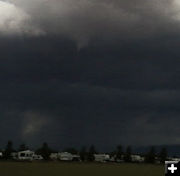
<box><xmin>2</xmin><ymin>0</ymin><xmax>180</xmax><ymax>46</ymax></box>
<box><xmin>0</xmin><ymin>1</ymin><xmax>43</xmax><ymax>36</ymax></box>
<box><xmin>0</xmin><ymin>0</ymin><xmax>180</xmax><ymax>150</ymax></box>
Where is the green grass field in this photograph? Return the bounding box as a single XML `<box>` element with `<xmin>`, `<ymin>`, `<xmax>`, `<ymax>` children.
<box><xmin>0</xmin><ymin>162</ymin><xmax>164</xmax><ymax>176</ymax></box>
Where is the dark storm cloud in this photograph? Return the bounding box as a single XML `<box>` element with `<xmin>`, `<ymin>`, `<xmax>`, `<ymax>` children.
<box><xmin>2</xmin><ymin>0</ymin><xmax>180</xmax><ymax>47</ymax></box>
<box><xmin>0</xmin><ymin>0</ymin><xmax>180</xmax><ymax>149</ymax></box>
<box><xmin>1</xmin><ymin>76</ymin><xmax>180</xmax><ymax>149</ymax></box>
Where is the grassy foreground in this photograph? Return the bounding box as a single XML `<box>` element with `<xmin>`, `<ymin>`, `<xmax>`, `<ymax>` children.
<box><xmin>0</xmin><ymin>162</ymin><xmax>164</xmax><ymax>176</ymax></box>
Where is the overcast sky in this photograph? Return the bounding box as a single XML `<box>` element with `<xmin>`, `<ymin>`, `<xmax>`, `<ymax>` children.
<box><xmin>0</xmin><ymin>0</ymin><xmax>180</xmax><ymax>150</ymax></box>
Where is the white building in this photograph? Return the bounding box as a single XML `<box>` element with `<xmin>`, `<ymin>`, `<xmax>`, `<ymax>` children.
<box><xmin>131</xmin><ymin>155</ymin><xmax>144</xmax><ymax>163</ymax></box>
<box><xmin>168</xmin><ymin>157</ymin><xmax>180</xmax><ymax>162</ymax></box>
<box><xmin>94</xmin><ymin>154</ymin><xmax>110</xmax><ymax>162</ymax></box>
<box><xmin>0</xmin><ymin>152</ymin><xmax>3</xmax><ymax>158</ymax></box>
<box><xmin>18</xmin><ymin>150</ymin><xmax>34</xmax><ymax>161</ymax></box>
<box><xmin>58</xmin><ymin>152</ymin><xmax>80</xmax><ymax>161</ymax></box>
<box><xmin>71</xmin><ymin>154</ymin><xmax>80</xmax><ymax>161</ymax></box>
<box><xmin>32</xmin><ymin>154</ymin><xmax>43</xmax><ymax>160</ymax></box>
<box><xmin>50</xmin><ymin>153</ymin><xmax>59</xmax><ymax>160</ymax></box>
<box><xmin>11</xmin><ymin>150</ymin><xmax>43</xmax><ymax>161</ymax></box>
<box><xmin>11</xmin><ymin>152</ymin><xmax>18</xmax><ymax>160</ymax></box>
<box><xmin>109</xmin><ymin>156</ymin><xmax>116</xmax><ymax>162</ymax></box>
<box><xmin>59</xmin><ymin>152</ymin><xmax>73</xmax><ymax>161</ymax></box>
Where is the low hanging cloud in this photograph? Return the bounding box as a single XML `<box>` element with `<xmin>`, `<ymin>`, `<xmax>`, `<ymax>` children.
<box><xmin>21</xmin><ymin>111</ymin><xmax>50</xmax><ymax>138</ymax></box>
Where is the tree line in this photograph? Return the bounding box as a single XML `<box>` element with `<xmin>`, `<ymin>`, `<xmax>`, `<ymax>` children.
<box><xmin>109</xmin><ymin>145</ymin><xmax>167</xmax><ymax>163</ymax></box>
<box><xmin>1</xmin><ymin>140</ymin><xmax>168</xmax><ymax>163</ymax></box>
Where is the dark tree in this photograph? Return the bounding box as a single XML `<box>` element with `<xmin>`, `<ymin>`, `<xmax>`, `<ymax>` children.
<box><xmin>145</xmin><ymin>146</ymin><xmax>156</xmax><ymax>163</ymax></box>
<box><xmin>3</xmin><ymin>141</ymin><xmax>14</xmax><ymax>159</ymax></box>
<box><xmin>159</xmin><ymin>147</ymin><xmax>168</xmax><ymax>163</ymax></box>
<box><xmin>124</xmin><ymin>146</ymin><xmax>132</xmax><ymax>162</ymax></box>
<box><xmin>109</xmin><ymin>150</ymin><xmax>116</xmax><ymax>158</ymax></box>
<box><xmin>87</xmin><ymin>145</ymin><xmax>97</xmax><ymax>161</ymax></box>
<box><xmin>80</xmin><ymin>146</ymin><xmax>87</xmax><ymax>161</ymax></box>
<box><xmin>116</xmin><ymin>145</ymin><xmax>123</xmax><ymax>160</ymax></box>
<box><xmin>36</xmin><ymin>142</ymin><xmax>51</xmax><ymax>160</ymax></box>
<box><xmin>18</xmin><ymin>144</ymin><xmax>29</xmax><ymax>151</ymax></box>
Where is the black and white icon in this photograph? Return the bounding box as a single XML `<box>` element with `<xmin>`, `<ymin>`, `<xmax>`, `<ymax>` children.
<box><xmin>165</xmin><ymin>161</ymin><xmax>180</xmax><ymax>175</ymax></box>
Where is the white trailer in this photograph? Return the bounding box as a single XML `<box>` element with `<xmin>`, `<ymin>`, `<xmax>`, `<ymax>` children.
<box><xmin>58</xmin><ymin>152</ymin><xmax>80</xmax><ymax>161</ymax></box>
<box><xmin>94</xmin><ymin>154</ymin><xmax>110</xmax><ymax>162</ymax></box>
<box><xmin>50</xmin><ymin>153</ymin><xmax>59</xmax><ymax>160</ymax></box>
<box><xmin>11</xmin><ymin>152</ymin><xmax>18</xmax><ymax>160</ymax></box>
<box><xmin>0</xmin><ymin>152</ymin><xmax>3</xmax><ymax>158</ymax></box>
<box><xmin>59</xmin><ymin>152</ymin><xmax>73</xmax><ymax>161</ymax></box>
<box><xmin>131</xmin><ymin>155</ymin><xmax>144</xmax><ymax>163</ymax></box>
<box><xmin>32</xmin><ymin>154</ymin><xmax>43</xmax><ymax>160</ymax></box>
<box><xmin>18</xmin><ymin>150</ymin><xmax>34</xmax><ymax>161</ymax></box>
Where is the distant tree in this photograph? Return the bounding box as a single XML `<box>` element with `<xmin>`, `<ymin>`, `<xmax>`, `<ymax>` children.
<box><xmin>159</xmin><ymin>147</ymin><xmax>168</xmax><ymax>163</ymax></box>
<box><xmin>109</xmin><ymin>150</ymin><xmax>116</xmax><ymax>158</ymax></box>
<box><xmin>145</xmin><ymin>146</ymin><xmax>156</xmax><ymax>163</ymax></box>
<box><xmin>87</xmin><ymin>145</ymin><xmax>97</xmax><ymax>161</ymax></box>
<box><xmin>116</xmin><ymin>145</ymin><xmax>123</xmax><ymax>160</ymax></box>
<box><xmin>64</xmin><ymin>148</ymin><xmax>78</xmax><ymax>154</ymax></box>
<box><xmin>36</xmin><ymin>142</ymin><xmax>51</xmax><ymax>160</ymax></box>
<box><xmin>18</xmin><ymin>144</ymin><xmax>29</xmax><ymax>151</ymax></box>
<box><xmin>3</xmin><ymin>141</ymin><xmax>14</xmax><ymax>159</ymax></box>
<box><xmin>124</xmin><ymin>146</ymin><xmax>132</xmax><ymax>162</ymax></box>
<box><xmin>80</xmin><ymin>146</ymin><xmax>87</xmax><ymax>161</ymax></box>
